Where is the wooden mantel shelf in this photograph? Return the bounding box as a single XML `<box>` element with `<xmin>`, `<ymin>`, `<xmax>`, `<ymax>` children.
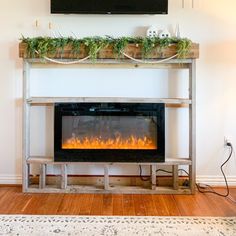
<box><xmin>27</xmin><ymin>97</ymin><xmax>191</xmax><ymax>105</ymax></box>
<box><xmin>19</xmin><ymin>42</ymin><xmax>199</xmax><ymax>60</ymax></box>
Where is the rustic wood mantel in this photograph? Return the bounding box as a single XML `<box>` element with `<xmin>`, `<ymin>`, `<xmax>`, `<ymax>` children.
<box><xmin>19</xmin><ymin>42</ymin><xmax>199</xmax><ymax>59</ymax></box>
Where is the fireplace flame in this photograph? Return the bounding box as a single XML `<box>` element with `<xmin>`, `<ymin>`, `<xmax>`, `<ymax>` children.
<box><xmin>62</xmin><ymin>135</ymin><xmax>157</xmax><ymax>150</ymax></box>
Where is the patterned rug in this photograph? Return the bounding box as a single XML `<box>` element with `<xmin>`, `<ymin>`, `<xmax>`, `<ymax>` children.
<box><xmin>0</xmin><ymin>215</ymin><xmax>235</xmax><ymax>236</ymax></box>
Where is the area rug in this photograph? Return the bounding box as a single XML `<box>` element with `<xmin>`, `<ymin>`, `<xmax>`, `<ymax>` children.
<box><xmin>0</xmin><ymin>215</ymin><xmax>235</xmax><ymax>236</ymax></box>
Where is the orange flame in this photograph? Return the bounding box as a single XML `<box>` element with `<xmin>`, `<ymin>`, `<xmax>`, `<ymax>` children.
<box><xmin>62</xmin><ymin>135</ymin><xmax>157</xmax><ymax>150</ymax></box>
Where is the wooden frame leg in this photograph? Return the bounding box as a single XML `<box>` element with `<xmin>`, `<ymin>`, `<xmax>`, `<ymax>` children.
<box><xmin>189</xmin><ymin>166</ymin><xmax>195</xmax><ymax>194</ymax></box>
<box><xmin>172</xmin><ymin>165</ymin><xmax>179</xmax><ymax>190</ymax></box>
<box><xmin>61</xmin><ymin>164</ymin><xmax>67</xmax><ymax>189</ymax></box>
<box><xmin>104</xmin><ymin>165</ymin><xmax>110</xmax><ymax>190</ymax></box>
<box><xmin>151</xmin><ymin>164</ymin><xmax>157</xmax><ymax>190</ymax></box>
<box><xmin>39</xmin><ymin>164</ymin><xmax>46</xmax><ymax>189</ymax></box>
<box><xmin>27</xmin><ymin>163</ymin><xmax>30</xmax><ymax>187</ymax></box>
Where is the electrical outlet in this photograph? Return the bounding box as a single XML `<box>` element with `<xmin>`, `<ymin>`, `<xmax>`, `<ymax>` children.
<box><xmin>224</xmin><ymin>136</ymin><xmax>232</xmax><ymax>147</ymax></box>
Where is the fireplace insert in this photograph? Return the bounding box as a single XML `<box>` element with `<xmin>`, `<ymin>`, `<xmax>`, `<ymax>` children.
<box><xmin>54</xmin><ymin>103</ymin><xmax>165</xmax><ymax>162</ymax></box>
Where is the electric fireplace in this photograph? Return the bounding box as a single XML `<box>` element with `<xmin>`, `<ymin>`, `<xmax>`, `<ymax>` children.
<box><xmin>54</xmin><ymin>103</ymin><xmax>165</xmax><ymax>162</ymax></box>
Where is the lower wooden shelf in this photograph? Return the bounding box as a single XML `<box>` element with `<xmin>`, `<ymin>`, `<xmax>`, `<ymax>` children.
<box><xmin>26</xmin><ymin>156</ymin><xmax>192</xmax><ymax>165</ymax></box>
<box><xmin>26</xmin><ymin>184</ymin><xmax>192</xmax><ymax>194</ymax></box>
<box><xmin>24</xmin><ymin>156</ymin><xmax>193</xmax><ymax>194</ymax></box>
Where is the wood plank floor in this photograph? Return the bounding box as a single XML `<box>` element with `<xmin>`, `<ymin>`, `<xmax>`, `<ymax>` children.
<box><xmin>0</xmin><ymin>186</ymin><xmax>235</xmax><ymax>216</ymax></box>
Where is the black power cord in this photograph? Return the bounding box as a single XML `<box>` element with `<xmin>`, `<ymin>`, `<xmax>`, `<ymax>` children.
<box><xmin>138</xmin><ymin>166</ymin><xmax>189</xmax><ymax>181</ymax></box>
<box><xmin>139</xmin><ymin>142</ymin><xmax>235</xmax><ymax>204</ymax></box>
<box><xmin>196</xmin><ymin>142</ymin><xmax>233</xmax><ymax>197</ymax></box>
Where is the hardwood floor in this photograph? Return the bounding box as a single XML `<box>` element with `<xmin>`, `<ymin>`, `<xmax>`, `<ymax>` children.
<box><xmin>0</xmin><ymin>186</ymin><xmax>235</xmax><ymax>216</ymax></box>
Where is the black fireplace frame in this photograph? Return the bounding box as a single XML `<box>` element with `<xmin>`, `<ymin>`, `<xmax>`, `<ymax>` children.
<box><xmin>54</xmin><ymin>103</ymin><xmax>165</xmax><ymax>162</ymax></box>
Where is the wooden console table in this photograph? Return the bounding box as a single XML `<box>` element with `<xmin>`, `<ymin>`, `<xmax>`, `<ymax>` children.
<box><xmin>20</xmin><ymin>43</ymin><xmax>198</xmax><ymax>194</ymax></box>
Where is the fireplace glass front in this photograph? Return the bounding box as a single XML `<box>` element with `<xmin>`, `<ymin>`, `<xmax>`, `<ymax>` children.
<box><xmin>54</xmin><ymin>103</ymin><xmax>165</xmax><ymax>162</ymax></box>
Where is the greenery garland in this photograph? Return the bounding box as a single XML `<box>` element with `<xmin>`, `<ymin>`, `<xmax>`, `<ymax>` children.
<box><xmin>20</xmin><ymin>36</ymin><xmax>192</xmax><ymax>60</ymax></box>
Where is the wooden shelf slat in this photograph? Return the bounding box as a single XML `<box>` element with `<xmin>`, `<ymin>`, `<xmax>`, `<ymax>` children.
<box><xmin>27</xmin><ymin>156</ymin><xmax>192</xmax><ymax>165</ymax></box>
<box><xmin>26</xmin><ymin>184</ymin><xmax>191</xmax><ymax>194</ymax></box>
<box><xmin>27</xmin><ymin>156</ymin><xmax>54</xmax><ymax>164</ymax></box>
<box><xmin>27</xmin><ymin>97</ymin><xmax>192</xmax><ymax>105</ymax></box>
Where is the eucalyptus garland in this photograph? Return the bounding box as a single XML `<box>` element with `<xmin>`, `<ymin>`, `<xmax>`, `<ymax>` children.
<box><xmin>20</xmin><ymin>36</ymin><xmax>193</xmax><ymax>60</ymax></box>
<box><xmin>83</xmin><ymin>36</ymin><xmax>109</xmax><ymax>61</ymax></box>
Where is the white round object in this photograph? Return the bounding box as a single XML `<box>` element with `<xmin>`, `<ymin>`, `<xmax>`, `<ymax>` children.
<box><xmin>159</xmin><ymin>29</ymin><xmax>171</xmax><ymax>39</ymax></box>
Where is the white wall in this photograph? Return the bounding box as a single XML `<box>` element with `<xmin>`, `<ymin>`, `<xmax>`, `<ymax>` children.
<box><xmin>0</xmin><ymin>0</ymin><xmax>236</xmax><ymax>185</ymax></box>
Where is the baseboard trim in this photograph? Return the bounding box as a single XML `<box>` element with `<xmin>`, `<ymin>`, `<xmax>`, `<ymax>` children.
<box><xmin>0</xmin><ymin>175</ymin><xmax>22</xmax><ymax>185</ymax></box>
<box><xmin>196</xmin><ymin>175</ymin><xmax>236</xmax><ymax>186</ymax></box>
<box><xmin>0</xmin><ymin>175</ymin><xmax>235</xmax><ymax>186</ymax></box>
